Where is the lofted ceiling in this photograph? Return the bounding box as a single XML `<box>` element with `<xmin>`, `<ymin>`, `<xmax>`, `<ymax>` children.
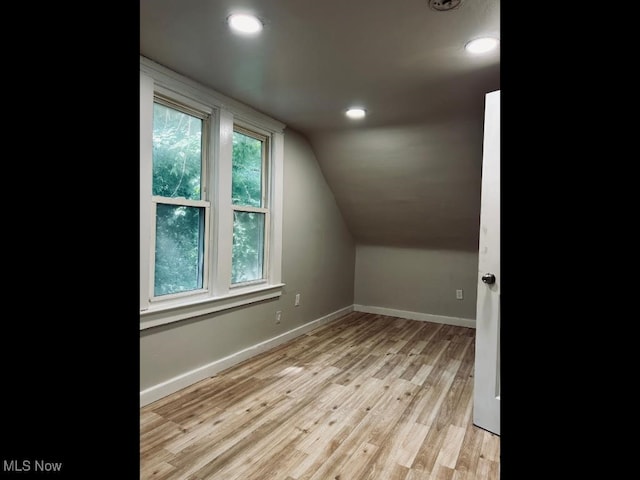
<box><xmin>140</xmin><ymin>0</ymin><xmax>500</xmax><ymax>251</ymax></box>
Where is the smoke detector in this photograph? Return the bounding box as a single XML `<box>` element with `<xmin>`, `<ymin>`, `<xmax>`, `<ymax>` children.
<box><xmin>429</xmin><ymin>0</ymin><xmax>462</xmax><ymax>11</ymax></box>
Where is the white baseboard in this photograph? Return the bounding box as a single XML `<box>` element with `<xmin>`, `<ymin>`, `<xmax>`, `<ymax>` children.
<box><xmin>353</xmin><ymin>304</ymin><xmax>475</xmax><ymax>329</ymax></box>
<box><xmin>140</xmin><ymin>305</ymin><xmax>353</xmax><ymax>407</ymax></box>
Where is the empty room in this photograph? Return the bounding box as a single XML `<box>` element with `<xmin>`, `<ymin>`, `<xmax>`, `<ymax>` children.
<box><xmin>140</xmin><ymin>1</ymin><xmax>500</xmax><ymax>479</ymax></box>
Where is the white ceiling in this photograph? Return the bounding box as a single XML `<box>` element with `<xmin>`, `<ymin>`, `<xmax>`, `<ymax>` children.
<box><xmin>140</xmin><ymin>0</ymin><xmax>500</xmax><ymax>250</ymax></box>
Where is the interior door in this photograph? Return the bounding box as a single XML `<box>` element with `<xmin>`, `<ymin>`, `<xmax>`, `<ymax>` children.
<box><xmin>473</xmin><ymin>89</ymin><xmax>500</xmax><ymax>435</ymax></box>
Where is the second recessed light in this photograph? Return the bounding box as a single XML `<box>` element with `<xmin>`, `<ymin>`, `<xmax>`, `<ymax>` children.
<box><xmin>465</xmin><ymin>37</ymin><xmax>499</xmax><ymax>54</ymax></box>
<box><xmin>346</xmin><ymin>108</ymin><xmax>366</xmax><ymax>119</ymax></box>
<box><xmin>228</xmin><ymin>14</ymin><xmax>263</xmax><ymax>34</ymax></box>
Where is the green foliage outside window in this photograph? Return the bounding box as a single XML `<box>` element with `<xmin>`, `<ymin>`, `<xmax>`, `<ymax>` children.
<box><xmin>152</xmin><ymin>103</ymin><xmax>204</xmax><ymax>296</ymax></box>
<box><xmin>152</xmin><ymin>103</ymin><xmax>202</xmax><ymax>200</ymax></box>
<box><xmin>232</xmin><ymin>131</ymin><xmax>262</xmax><ymax>207</ymax></box>
<box><xmin>154</xmin><ymin>204</ymin><xmax>203</xmax><ymax>296</ymax></box>
<box><xmin>232</xmin><ymin>131</ymin><xmax>266</xmax><ymax>284</ymax></box>
<box><xmin>151</xmin><ymin>101</ymin><xmax>268</xmax><ymax>295</ymax></box>
<box><xmin>232</xmin><ymin>211</ymin><xmax>265</xmax><ymax>284</ymax></box>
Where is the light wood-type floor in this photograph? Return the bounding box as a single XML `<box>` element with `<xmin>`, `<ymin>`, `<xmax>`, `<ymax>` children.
<box><xmin>141</xmin><ymin>312</ymin><xmax>500</xmax><ymax>480</ymax></box>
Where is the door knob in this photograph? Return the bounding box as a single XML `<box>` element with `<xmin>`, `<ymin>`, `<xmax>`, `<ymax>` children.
<box><xmin>482</xmin><ymin>273</ymin><xmax>496</xmax><ymax>284</ymax></box>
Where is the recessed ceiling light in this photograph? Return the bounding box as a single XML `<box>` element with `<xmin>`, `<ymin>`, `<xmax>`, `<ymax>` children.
<box><xmin>465</xmin><ymin>37</ymin><xmax>499</xmax><ymax>54</ymax></box>
<box><xmin>345</xmin><ymin>108</ymin><xmax>366</xmax><ymax>119</ymax></box>
<box><xmin>228</xmin><ymin>14</ymin><xmax>263</xmax><ymax>34</ymax></box>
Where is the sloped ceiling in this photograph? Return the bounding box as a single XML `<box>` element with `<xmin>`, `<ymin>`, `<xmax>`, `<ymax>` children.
<box><xmin>140</xmin><ymin>0</ymin><xmax>500</xmax><ymax>251</ymax></box>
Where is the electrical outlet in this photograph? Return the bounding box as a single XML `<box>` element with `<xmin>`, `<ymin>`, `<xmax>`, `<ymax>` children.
<box><xmin>275</xmin><ymin>311</ymin><xmax>282</xmax><ymax>324</ymax></box>
<box><xmin>456</xmin><ymin>289</ymin><xmax>463</xmax><ymax>300</ymax></box>
<box><xmin>295</xmin><ymin>293</ymin><xmax>301</xmax><ymax>306</ymax></box>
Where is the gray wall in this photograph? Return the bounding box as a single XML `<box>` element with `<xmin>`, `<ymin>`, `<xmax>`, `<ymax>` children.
<box><xmin>354</xmin><ymin>245</ymin><xmax>478</xmax><ymax>321</ymax></box>
<box><xmin>140</xmin><ymin>128</ymin><xmax>355</xmax><ymax>391</ymax></box>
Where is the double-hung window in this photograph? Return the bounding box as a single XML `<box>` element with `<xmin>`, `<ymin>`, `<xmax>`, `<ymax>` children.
<box><xmin>152</xmin><ymin>97</ymin><xmax>210</xmax><ymax>298</ymax></box>
<box><xmin>231</xmin><ymin>126</ymin><xmax>269</xmax><ymax>285</ymax></box>
<box><xmin>140</xmin><ymin>58</ymin><xmax>284</xmax><ymax>330</ymax></box>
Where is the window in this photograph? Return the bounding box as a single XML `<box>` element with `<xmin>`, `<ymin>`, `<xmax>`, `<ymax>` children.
<box><xmin>140</xmin><ymin>58</ymin><xmax>285</xmax><ymax>330</ymax></box>
<box><xmin>232</xmin><ymin>127</ymin><xmax>268</xmax><ymax>285</ymax></box>
<box><xmin>152</xmin><ymin>98</ymin><xmax>209</xmax><ymax>298</ymax></box>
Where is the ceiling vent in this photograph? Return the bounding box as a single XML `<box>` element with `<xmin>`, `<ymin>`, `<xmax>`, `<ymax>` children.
<box><xmin>429</xmin><ymin>0</ymin><xmax>463</xmax><ymax>11</ymax></box>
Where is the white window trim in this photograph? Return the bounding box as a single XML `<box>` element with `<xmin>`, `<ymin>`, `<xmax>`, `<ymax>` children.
<box><xmin>140</xmin><ymin>56</ymin><xmax>285</xmax><ymax>331</ymax></box>
<box><xmin>231</xmin><ymin>124</ymin><xmax>270</xmax><ymax>287</ymax></box>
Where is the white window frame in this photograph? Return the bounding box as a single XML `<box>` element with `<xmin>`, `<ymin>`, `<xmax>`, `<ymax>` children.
<box><xmin>140</xmin><ymin>57</ymin><xmax>285</xmax><ymax>330</ymax></box>
<box><xmin>149</xmin><ymin>95</ymin><xmax>211</xmax><ymax>302</ymax></box>
<box><xmin>231</xmin><ymin>124</ymin><xmax>270</xmax><ymax>288</ymax></box>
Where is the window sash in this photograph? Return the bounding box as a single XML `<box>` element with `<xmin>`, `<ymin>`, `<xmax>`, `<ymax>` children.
<box><xmin>231</xmin><ymin>207</ymin><xmax>270</xmax><ymax>287</ymax></box>
<box><xmin>152</xmin><ymin>196</ymin><xmax>209</xmax><ymax>208</ymax></box>
<box><xmin>231</xmin><ymin>124</ymin><xmax>270</xmax><ymax>286</ymax></box>
<box><xmin>149</xmin><ymin>96</ymin><xmax>211</xmax><ymax>303</ymax></box>
<box><xmin>152</xmin><ymin>95</ymin><xmax>210</xmax><ymax>202</ymax></box>
<box><xmin>149</xmin><ymin>199</ymin><xmax>211</xmax><ymax>302</ymax></box>
<box><xmin>233</xmin><ymin>124</ymin><xmax>269</xmax><ymax>209</ymax></box>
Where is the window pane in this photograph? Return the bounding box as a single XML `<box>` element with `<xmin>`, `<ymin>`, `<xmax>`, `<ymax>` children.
<box><xmin>155</xmin><ymin>204</ymin><xmax>204</xmax><ymax>296</ymax></box>
<box><xmin>153</xmin><ymin>102</ymin><xmax>203</xmax><ymax>200</ymax></box>
<box><xmin>232</xmin><ymin>211</ymin><xmax>265</xmax><ymax>284</ymax></box>
<box><xmin>232</xmin><ymin>131</ymin><xmax>263</xmax><ymax>207</ymax></box>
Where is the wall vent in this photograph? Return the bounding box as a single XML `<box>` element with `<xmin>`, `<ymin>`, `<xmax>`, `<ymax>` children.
<box><xmin>429</xmin><ymin>0</ymin><xmax>463</xmax><ymax>11</ymax></box>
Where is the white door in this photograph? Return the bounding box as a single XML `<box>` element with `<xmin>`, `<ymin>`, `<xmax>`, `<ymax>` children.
<box><xmin>473</xmin><ymin>90</ymin><xmax>500</xmax><ymax>435</ymax></box>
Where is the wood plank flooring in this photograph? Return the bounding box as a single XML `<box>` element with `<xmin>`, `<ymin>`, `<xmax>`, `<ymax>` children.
<box><xmin>140</xmin><ymin>312</ymin><xmax>500</xmax><ymax>480</ymax></box>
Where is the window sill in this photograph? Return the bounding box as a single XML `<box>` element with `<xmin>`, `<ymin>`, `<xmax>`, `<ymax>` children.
<box><xmin>140</xmin><ymin>283</ymin><xmax>285</xmax><ymax>330</ymax></box>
